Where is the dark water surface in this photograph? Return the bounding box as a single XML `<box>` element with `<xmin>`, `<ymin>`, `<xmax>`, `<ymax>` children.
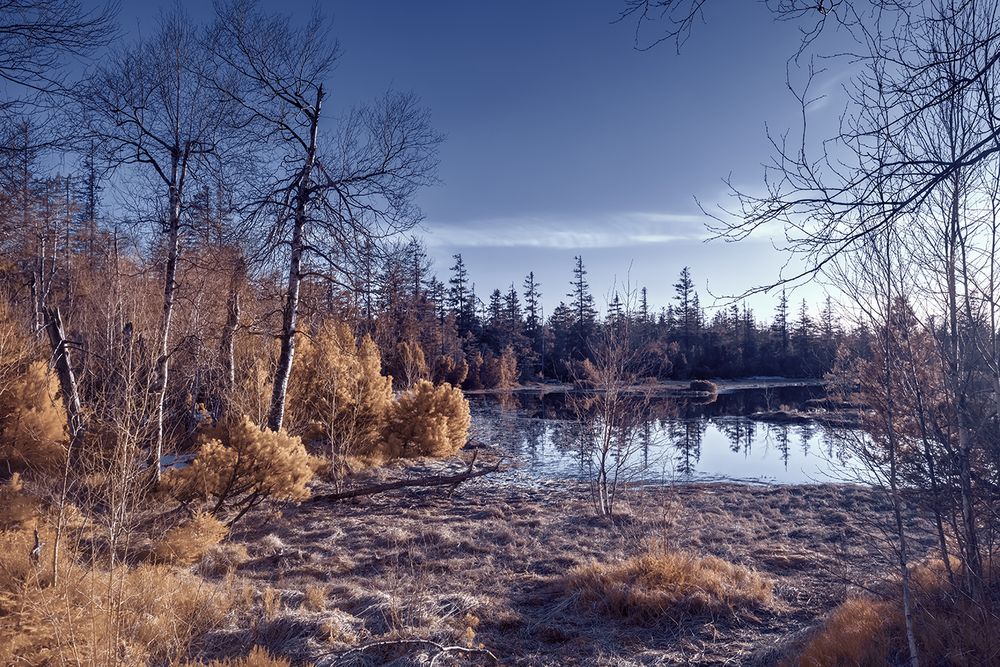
<box><xmin>469</xmin><ymin>385</ymin><xmax>859</xmax><ymax>484</ymax></box>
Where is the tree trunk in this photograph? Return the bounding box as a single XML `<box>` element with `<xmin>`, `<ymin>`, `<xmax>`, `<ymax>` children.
<box><xmin>267</xmin><ymin>86</ymin><xmax>323</xmax><ymax>432</ymax></box>
<box><xmin>44</xmin><ymin>306</ymin><xmax>85</xmax><ymax>446</ymax></box>
<box><xmin>217</xmin><ymin>291</ymin><xmax>240</xmax><ymax>419</ymax></box>
<box><xmin>152</xmin><ymin>155</ymin><xmax>185</xmax><ymax>482</ymax></box>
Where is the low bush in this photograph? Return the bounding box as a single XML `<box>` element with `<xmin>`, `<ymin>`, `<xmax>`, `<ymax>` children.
<box><xmin>688</xmin><ymin>379</ymin><xmax>718</xmax><ymax>393</ymax></box>
<box><xmin>382</xmin><ymin>380</ymin><xmax>471</xmax><ymax>458</ymax></box>
<box><xmin>0</xmin><ymin>360</ymin><xmax>67</xmax><ymax>472</ymax></box>
<box><xmin>285</xmin><ymin>322</ymin><xmax>393</xmax><ymax>458</ymax></box>
<box><xmin>0</xmin><ymin>473</ymin><xmax>38</xmax><ymax>529</ymax></box>
<box><xmin>565</xmin><ymin>548</ymin><xmax>772</xmax><ymax>623</ymax></box>
<box><xmin>788</xmin><ymin>558</ymin><xmax>1000</xmax><ymax>666</ymax></box>
<box><xmin>162</xmin><ymin>416</ymin><xmax>314</xmax><ymax>524</ymax></box>
<box><xmin>153</xmin><ymin>512</ymin><xmax>230</xmax><ymax>565</ymax></box>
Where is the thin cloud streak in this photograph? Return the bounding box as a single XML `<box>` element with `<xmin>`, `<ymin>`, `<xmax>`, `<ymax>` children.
<box><xmin>422</xmin><ymin>211</ymin><xmax>711</xmax><ymax>249</ymax></box>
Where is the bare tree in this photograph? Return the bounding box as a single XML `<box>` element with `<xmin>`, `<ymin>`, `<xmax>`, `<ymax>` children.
<box><xmin>211</xmin><ymin>0</ymin><xmax>441</xmax><ymax>432</ymax></box>
<box><xmin>77</xmin><ymin>7</ymin><xmax>239</xmax><ymax>479</ymax></box>
<box><xmin>573</xmin><ymin>285</ymin><xmax>660</xmax><ymax>517</ymax></box>
<box><xmin>0</xmin><ymin>0</ymin><xmax>116</xmax><ymax>111</ymax></box>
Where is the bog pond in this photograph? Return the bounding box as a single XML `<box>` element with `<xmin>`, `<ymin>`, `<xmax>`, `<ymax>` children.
<box><xmin>469</xmin><ymin>384</ymin><xmax>861</xmax><ymax>485</ymax></box>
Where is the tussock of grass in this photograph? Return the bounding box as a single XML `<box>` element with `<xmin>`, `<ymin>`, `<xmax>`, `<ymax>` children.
<box><xmin>790</xmin><ymin>558</ymin><xmax>1000</xmax><ymax>666</ymax></box>
<box><xmin>792</xmin><ymin>597</ymin><xmax>895</xmax><ymax>666</ymax></box>
<box><xmin>176</xmin><ymin>645</ymin><xmax>291</xmax><ymax>666</ymax></box>
<box><xmin>565</xmin><ymin>549</ymin><xmax>772</xmax><ymax>622</ymax></box>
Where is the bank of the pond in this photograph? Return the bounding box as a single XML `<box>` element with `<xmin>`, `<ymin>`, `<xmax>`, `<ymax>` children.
<box><xmin>465</xmin><ymin>377</ymin><xmax>827</xmax><ymax>398</ymax></box>
<box><xmin>218</xmin><ymin>454</ymin><xmax>933</xmax><ymax>666</ymax></box>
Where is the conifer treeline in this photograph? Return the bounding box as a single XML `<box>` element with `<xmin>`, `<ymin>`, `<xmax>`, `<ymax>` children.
<box><xmin>357</xmin><ymin>241</ymin><xmax>864</xmax><ymax>388</ymax></box>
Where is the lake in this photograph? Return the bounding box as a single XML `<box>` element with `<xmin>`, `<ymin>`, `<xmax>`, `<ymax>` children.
<box><xmin>468</xmin><ymin>384</ymin><xmax>859</xmax><ymax>485</ymax></box>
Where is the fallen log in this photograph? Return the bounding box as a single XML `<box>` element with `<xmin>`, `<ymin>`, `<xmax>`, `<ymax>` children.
<box><xmin>309</xmin><ymin>452</ymin><xmax>501</xmax><ymax>503</ymax></box>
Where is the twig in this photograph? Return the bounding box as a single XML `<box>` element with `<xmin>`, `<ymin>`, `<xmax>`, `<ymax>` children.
<box><xmin>329</xmin><ymin>638</ymin><xmax>500</xmax><ymax>665</ymax></box>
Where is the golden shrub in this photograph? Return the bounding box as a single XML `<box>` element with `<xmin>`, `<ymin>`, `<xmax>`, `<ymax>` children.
<box><xmin>153</xmin><ymin>512</ymin><xmax>230</xmax><ymax>565</ymax></box>
<box><xmin>565</xmin><ymin>549</ymin><xmax>772</xmax><ymax>623</ymax></box>
<box><xmin>0</xmin><ymin>473</ymin><xmax>38</xmax><ymax>529</ymax></box>
<box><xmin>286</xmin><ymin>322</ymin><xmax>393</xmax><ymax>457</ymax></box>
<box><xmin>482</xmin><ymin>345</ymin><xmax>519</xmax><ymax>389</ymax></box>
<box><xmin>162</xmin><ymin>416</ymin><xmax>313</xmax><ymax>520</ymax></box>
<box><xmin>0</xmin><ymin>360</ymin><xmax>67</xmax><ymax>472</ymax></box>
<box><xmin>792</xmin><ymin>598</ymin><xmax>895</xmax><ymax>666</ymax></box>
<box><xmin>432</xmin><ymin>354</ymin><xmax>468</xmax><ymax>387</ymax></box>
<box><xmin>789</xmin><ymin>558</ymin><xmax>1000</xmax><ymax>666</ymax></box>
<box><xmin>0</xmin><ymin>529</ymin><xmax>235</xmax><ymax>666</ymax></box>
<box><xmin>382</xmin><ymin>380</ymin><xmax>471</xmax><ymax>458</ymax></box>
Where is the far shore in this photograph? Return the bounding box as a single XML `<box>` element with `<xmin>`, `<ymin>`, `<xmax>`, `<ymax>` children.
<box><xmin>464</xmin><ymin>376</ymin><xmax>826</xmax><ymax>396</ymax></box>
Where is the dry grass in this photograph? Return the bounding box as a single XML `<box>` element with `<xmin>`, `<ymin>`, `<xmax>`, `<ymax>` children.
<box><xmin>154</xmin><ymin>511</ymin><xmax>230</xmax><ymax>565</ymax></box>
<box><xmin>301</xmin><ymin>583</ymin><xmax>327</xmax><ymax>611</ymax></box>
<box><xmin>791</xmin><ymin>597</ymin><xmax>895</xmax><ymax>666</ymax></box>
<box><xmin>0</xmin><ymin>509</ymin><xmax>249</xmax><ymax>667</ymax></box>
<box><xmin>197</xmin><ymin>542</ymin><xmax>251</xmax><ymax>578</ymax></box>
<box><xmin>789</xmin><ymin>558</ymin><xmax>1000</xmax><ymax>666</ymax></box>
<box><xmin>565</xmin><ymin>547</ymin><xmax>773</xmax><ymax>623</ymax></box>
<box><xmin>0</xmin><ymin>558</ymin><xmax>238</xmax><ymax>665</ymax></box>
<box><xmin>175</xmin><ymin>645</ymin><xmax>291</xmax><ymax>666</ymax></box>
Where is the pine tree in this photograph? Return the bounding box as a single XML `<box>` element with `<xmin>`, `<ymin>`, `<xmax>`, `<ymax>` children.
<box><xmin>673</xmin><ymin>267</ymin><xmax>696</xmax><ymax>346</ymax></box>
<box><xmin>448</xmin><ymin>254</ymin><xmax>476</xmax><ymax>334</ymax></box>
<box><xmin>487</xmin><ymin>288</ymin><xmax>503</xmax><ymax>326</ymax></box>
<box><xmin>567</xmin><ymin>256</ymin><xmax>597</xmax><ymax>354</ymax></box>
<box><xmin>504</xmin><ymin>283</ymin><xmax>522</xmax><ymax>330</ymax></box>
<box><xmin>774</xmin><ymin>288</ymin><xmax>789</xmax><ymax>352</ymax></box>
<box><xmin>523</xmin><ymin>271</ymin><xmax>541</xmax><ymax>335</ymax></box>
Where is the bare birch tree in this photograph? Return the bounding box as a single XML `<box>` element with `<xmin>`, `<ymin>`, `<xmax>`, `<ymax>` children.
<box><xmin>78</xmin><ymin>7</ymin><xmax>238</xmax><ymax>479</ymax></box>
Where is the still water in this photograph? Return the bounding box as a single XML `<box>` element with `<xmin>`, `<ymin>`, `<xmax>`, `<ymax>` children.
<box><xmin>469</xmin><ymin>385</ymin><xmax>858</xmax><ymax>485</ymax></box>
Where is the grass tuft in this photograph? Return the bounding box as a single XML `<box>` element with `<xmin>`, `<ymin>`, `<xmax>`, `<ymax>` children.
<box><xmin>565</xmin><ymin>548</ymin><xmax>772</xmax><ymax>623</ymax></box>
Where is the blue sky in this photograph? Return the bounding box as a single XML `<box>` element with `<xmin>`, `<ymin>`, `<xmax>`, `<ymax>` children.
<box><xmin>110</xmin><ymin>0</ymin><xmax>848</xmax><ymax>318</ymax></box>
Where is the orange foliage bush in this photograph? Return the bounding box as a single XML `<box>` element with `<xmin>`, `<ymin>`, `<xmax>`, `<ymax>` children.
<box><xmin>153</xmin><ymin>512</ymin><xmax>230</xmax><ymax>565</ymax></box>
<box><xmin>0</xmin><ymin>360</ymin><xmax>67</xmax><ymax>472</ymax></box>
<box><xmin>789</xmin><ymin>558</ymin><xmax>1000</xmax><ymax>666</ymax></box>
<box><xmin>432</xmin><ymin>354</ymin><xmax>468</xmax><ymax>387</ymax></box>
<box><xmin>382</xmin><ymin>380</ymin><xmax>471</xmax><ymax>458</ymax></box>
<box><xmin>286</xmin><ymin>322</ymin><xmax>393</xmax><ymax>456</ymax></box>
<box><xmin>162</xmin><ymin>416</ymin><xmax>313</xmax><ymax>522</ymax></box>
<box><xmin>0</xmin><ymin>473</ymin><xmax>38</xmax><ymax>529</ymax></box>
<box><xmin>566</xmin><ymin>549</ymin><xmax>772</xmax><ymax>623</ymax></box>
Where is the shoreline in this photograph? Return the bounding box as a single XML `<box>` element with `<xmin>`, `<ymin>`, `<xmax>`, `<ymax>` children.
<box><xmin>464</xmin><ymin>377</ymin><xmax>826</xmax><ymax>397</ymax></box>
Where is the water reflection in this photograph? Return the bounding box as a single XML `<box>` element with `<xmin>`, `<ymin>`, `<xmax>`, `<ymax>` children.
<box><xmin>469</xmin><ymin>387</ymin><xmax>855</xmax><ymax>484</ymax></box>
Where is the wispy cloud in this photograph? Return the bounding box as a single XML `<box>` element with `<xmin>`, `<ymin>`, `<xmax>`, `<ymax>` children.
<box><xmin>422</xmin><ymin>211</ymin><xmax>711</xmax><ymax>249</ymax></box>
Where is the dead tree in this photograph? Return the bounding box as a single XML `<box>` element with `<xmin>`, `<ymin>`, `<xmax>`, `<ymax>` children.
<box><xmin>212</xmin><ymin>0</ymin><xmax>441</xmax><ymax>432</ymax></box>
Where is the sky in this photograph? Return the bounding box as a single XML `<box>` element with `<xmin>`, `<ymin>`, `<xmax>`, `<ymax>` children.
<box><xmin>108</xmin><ymin>0</ymin><xmax>851</xmax><ymax>319</ymax></box>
